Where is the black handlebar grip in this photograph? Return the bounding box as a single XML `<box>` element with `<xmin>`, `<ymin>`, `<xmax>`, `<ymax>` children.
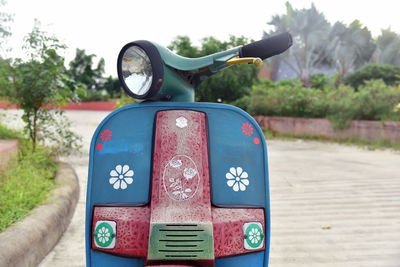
<box><xmin>239</xmin><ymin>32</ymin><xmax>292</xmax><ymax>60</ymax></box>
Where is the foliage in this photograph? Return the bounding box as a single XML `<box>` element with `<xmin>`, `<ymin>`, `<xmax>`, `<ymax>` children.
<box><xmin>229</xmin><ymin>95</ymin><xmax>251</xmax><ymax>111</ymax></box>
<box><xmin>247</xmin><ymin>79</ymin><xmax>328</xmax><ymax>118</ymax></box>
<box><xmin>168</xmin><ymin>36</ymin><xmax>199</xmax><ymax>58</ymax></box>
<box><xmin>115</xmin><ymin>89</ymin><xmax>140</xmax><ymax>108</ymax></box>
<box><xmin>103</xmin><ymin>76</ymin><xmax>122</xmax><ymax>98</ymax></box>
<box><xmin>168</xmin><ymin>35</ymin><xmax>258</xmax><ymax>103</ymax></box>
<box><xmin>198</xmin><ymin>63</ymin><xmax>257</xmax><ymax>103</ymax></box>
<box><xmin>375</xmin><ymin>29</ymin><xmax>400</xmax><ymax>65</ymax></box>
<box><xmin>351</xmin><ymin>80</ymin><xmax>400</xmax><ymax>122</ymax></box>
<box><xmin>0</xmin><ymin>0</ymin><xmax>13</xmax><ymax>51</ymax></box>
<box><xmin>344</xmin><ymin>64</ymin><xmax>400</xmax><ymax>89</ymax></box>
<box><xmin>36</xmin><ymin>110</ymin><xmax>82</xmax><ymax>156</ymax></box>
<box><xmin>327</xmin><ymin>20</ymin><xmax>375</xmax><ymax>83</ymax></box>
<box><xmin>0</xmin><ymin>57</ymin><xmax>13</xmax><ymax>96</ymax></box>
<box><xmin>0</xmin><ymin>133</ymin><xmax>57</xmax><ymax>232</ymax></box>
<box><xmin>74</xmin><ymin>82</ymin><xmax>110</xmax><ymax>102</ymax></box>
<box><xmin>67</xmin><ymin>48</ymin><xmax>105</xmax><ymax>92</ymax></box>
<box><xmin>6</xmin><ymin>21</ymin><xmax>81</xmax><ymax>154</ymax></box>
<box><xmin>66</xmin><ymin>51</ymin><xmax>119</xmax><ymax>100</ymax></box>
<box><xmin>247</xmin><ymin>78</ymin><xmax>400</xmax><ymax>129</ymax></box>
<box><xmin>266</xmin><ymin>3</ymin><xmax>379</xmax><ymax>87</ymax></box>
<box><xmin>324</xmin><ymin>84</ymin><xmax>357</xmax><ymax>129</ymax></box>
<box><xmin>266</xmin><ymin>2</ymin><xmax>331</xmax><ymax>87</ymax></box>
<box><xmin>310</xmin><ymin>73</ymin><xmax>329</xmax><ymax>90</ymax></box>
<box><xmin>0</xmin><ymin>0</ymin><xmax>13</xmax><ymax>95</ymax></box>
<box><xmin>0</xmin><ymin>122</ymin><xmax>20</xmax><ymax>139</ymax></box>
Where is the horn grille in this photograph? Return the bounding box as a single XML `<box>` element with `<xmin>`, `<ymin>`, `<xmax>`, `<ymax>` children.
<box><xmin>147</xmin><ymin>224</ymin><xmax>214</xmax><ymax>260</ymax></box>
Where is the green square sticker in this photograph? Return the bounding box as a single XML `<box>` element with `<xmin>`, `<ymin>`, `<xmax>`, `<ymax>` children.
<box><xmin>243</xmin><ymin>222</ymin><xmax>264</xmax><ymax>250</ymax></box>
<box><xmin>94</xmin><ymin>220</ymin><xmax>116</xmax><ymax>249</ymax></box>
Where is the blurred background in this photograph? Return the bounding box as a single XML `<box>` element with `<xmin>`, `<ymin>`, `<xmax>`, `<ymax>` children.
<box><xmin>1</xmin><ymin>0</ymin><xmax>400</xmax><ymax>125</ymax></box>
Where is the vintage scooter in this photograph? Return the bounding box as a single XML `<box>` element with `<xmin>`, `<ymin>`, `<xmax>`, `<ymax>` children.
<box><xmin>85</xmin><ymin>32</ymin><xmax>292</xmax><ymax>267</ymax></box>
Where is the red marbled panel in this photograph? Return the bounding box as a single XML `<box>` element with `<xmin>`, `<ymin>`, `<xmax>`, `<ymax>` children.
<box><xmin>92</xmin><ymin>206</ymin><xmax>150</xmax><ymax>257</ymax></box>
<box><xmin>150</xmin><ymin>110</ymin><xmax>212</xmax><ymax>224</ymax></box>
<box><xmin>212</xmin><ymin>207</ymin><xmax>265</xmax><ymax>257</ymax></box>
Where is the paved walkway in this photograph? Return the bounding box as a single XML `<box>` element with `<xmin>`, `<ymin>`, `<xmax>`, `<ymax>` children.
<box><xmin>1</xmin><ymin>109</ymin><xmax>400</xmax><ymax>266</ymax></box>
<box><xmin>267</xmin><ymin>140</ymin><xmax>400</xmax><ymax>267</ymax></box>
<box><xmin>38</xmin><ymin>111</ymin><xmax>110</xmax><ymax>267</ymax></box>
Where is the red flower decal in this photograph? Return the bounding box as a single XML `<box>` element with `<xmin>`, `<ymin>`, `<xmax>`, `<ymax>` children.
<box><xmin>242</xmin><ymin>123</ymin><xmax>253</xmax><ymax>136</ymax></box>
<box><xmin>100</xmin><ymin>129</ymin><xmax>112</xmax><ymax>142</ymax></box>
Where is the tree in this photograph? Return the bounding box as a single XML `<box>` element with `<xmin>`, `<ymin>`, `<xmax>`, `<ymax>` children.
<box><xmin>168</xmin><ymin>36</ymin><xmax>200</xmax><ymax>58</ymax></box>
<box><xmin>9</xmin><ymin>21</ymin><xmax>80</xmax><ymax>153</ymax></box>
<box><xmin>375</xmin><ymin>29</ymin><xmax>400</xmax><ymax>65</ymax></box>
<box><xmin>168</xmin><ymin>35</ymin><xmax>259</xmax><ymax>103</ymax></box>
<box><xmin>0</xmin><ymin>0</ymin><xmax>13</xmax><ymax>96</ymax></box>
<box><xmin>0</xmin><ymin>0</ymin><xmax>12</xmax><ymax>53</ymax></box>
<box><xmin>265</xmin><ymin>2</ymin><xmax>331</xmax><ymax>87</ymax></box>
<box><xmin>0</xmin><ymin>57</ymin><xmax>13</xmax><ymax>96</ymax></box>
<box><xmin>327</xmin><ymin>20</ymin><xmax>375</xmax><ymax>84</ymax></box>
<box><xmin>103</xmin><ymin>76</ymin><xmax>122</xmax><ymax>98</ymax></box>
<box><xmin>67</xmin><ymin>48</ymin><xmax>105</xmax><ymax>91</ymax></box>
<box><xmin>344</xmin><ymin>64</ymin><xmax>400</xmax><ymax>89</ymax></box>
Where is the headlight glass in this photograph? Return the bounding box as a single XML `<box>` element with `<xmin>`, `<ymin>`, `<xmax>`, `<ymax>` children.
<box><xmin>121</xmin><ymin>46</ymin><xmax>153</xmax><ymax>96</ymax></box>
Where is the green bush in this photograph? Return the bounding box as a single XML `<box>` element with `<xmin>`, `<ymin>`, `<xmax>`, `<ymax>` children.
<box><xmin>326</xmin><ymin>80</ymin><xmax>400</xmax><ymax>128</ymax></box>
<box><xmin>325</xmin><ymin>84</ymin><xmax>357</xmax><ymax>128</ymax></box>
<box><xmin>247</xmin><ymin>78</ymin><xmax>400</xmax><ymax>129</ymax></box>
<box><xmin>114</xmin><ymin>89</ymin><xmax>140</xmax><ymax>109</ymax></box>
<box><xmin>310</xmin><ymin>73</ymin><xmax>330</xmax><ymax>90</ymax></box>
<box><xmin>344</xmin><ymin>64</ymin><xmax>400</xmax><ymax>89</ymax></box>
<box><xmin>75</xmin><ymin>85</ymin><xmax>110</xmax><ymax>102</ymax></box>
<box><xmin>0</xmin><ymin>58</ymin><xmax>13</xmax><ymax>97</ymax></box>
<box><xmin>229</xmin><ymin>95</ymin><xmax>251</xmax><ymax>111</ymax></box>
<box><xmin>0</xmin><ymin>124</ymin><xmax>20</xmax><ymax>139</ymax></box>
<box><xmin>352</xmin><ymin>79</ymin><xmax>400</xmax><ymax>121</ymax></box>
<box><xmin>248</xmin><ymin>79</ymin><xmax>328</xmax><ymax>118</ymax></box>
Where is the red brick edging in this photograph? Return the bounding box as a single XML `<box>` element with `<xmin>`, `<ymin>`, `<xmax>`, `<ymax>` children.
<box><xmin>253</xmin><ymin>116</ymin><xmax>400</xmax><ymax>144</ymax></box>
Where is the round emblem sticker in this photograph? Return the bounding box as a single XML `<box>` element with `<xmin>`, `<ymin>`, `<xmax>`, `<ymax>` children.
<box><xmin>94</xmin><ymin>221</ymin><xmax>116</xmax><ymax>249</ymax></box>
<box><xmin>244</xmin><ymin>222</ymin><xmax>264</xmax><ymax>250</ymax></box>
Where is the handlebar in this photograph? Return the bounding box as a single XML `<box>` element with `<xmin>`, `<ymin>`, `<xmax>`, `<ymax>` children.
<box><xmin>239</xmin><ymin>32</ymin><xmax>292</xmax><ymax>60</ymax></box>
<box><xmin>117</xmin><ymin>32</ymin><xmax>292</xmax><ymax>102</ymax></box>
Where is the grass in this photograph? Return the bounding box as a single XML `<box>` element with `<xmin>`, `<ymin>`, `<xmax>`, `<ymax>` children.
<box><xmin>0</xmin><ymin>123</ymin><xmax>20</xmax><ymax>139</ymax></box>
<box><xmin>0</xmin><ymin>124</ymin><xmax>57</xmax><ymax>232</ymax></box>
<box><xmin>263</xmin><ymin>129</ymin><xmax>400</xmax><ymax>151</ymax></box>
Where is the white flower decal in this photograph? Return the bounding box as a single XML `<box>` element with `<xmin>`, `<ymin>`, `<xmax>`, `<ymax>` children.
<box><xmin>97</xmin><ymin>226</ymin><xmax>111</xmax><ymax>244</ymax></box>
<box><xmin>176</xmin><ymin>116</ymin><xmax>188</xmax><ymax>128</ymax></box>
<box><xmin>169</xmin><ymin>159</ymin><xmax>182</xmax><ymax>169</ymax></box>
<box><xmin>249</xmin><ymin>227</ymin><xmax>261</xmax><ymax>244</ymax></box>
<box><xmin>109</xmin><ymin>164</ymin><xmax>134</xmax><ymax>190</ymax></box>
<box><xmin>226</xmin><ymin>167</ymin><xmax>249</xmax><ymax>192</ymax></box>
<box><xmin>183</xmin><ymin>168</ymin><xmax>197</xmax><ymax>180</ymax></box>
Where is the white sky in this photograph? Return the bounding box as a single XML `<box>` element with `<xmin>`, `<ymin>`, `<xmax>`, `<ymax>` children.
<box><xmin>2</xmin><ymin>0</ymin><xmax>400</xmax><ymax>77</ymax></box>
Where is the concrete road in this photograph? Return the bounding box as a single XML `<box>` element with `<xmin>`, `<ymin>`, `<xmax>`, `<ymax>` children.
<box><xmin>267</xmin><ymin>140</ymin><xmax>400</xmax><ymax>267</ymax></box>
<box><xmin>1</xmin><ymin>110</ymin><xmax>400</xmax><ymax>267</ymax></box>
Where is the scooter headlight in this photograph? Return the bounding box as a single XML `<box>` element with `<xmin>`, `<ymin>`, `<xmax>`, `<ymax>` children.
<box><xmin>117</xmin><ymin>41</ymin><xmax>164</xmax><ymax>100</ymax></box>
